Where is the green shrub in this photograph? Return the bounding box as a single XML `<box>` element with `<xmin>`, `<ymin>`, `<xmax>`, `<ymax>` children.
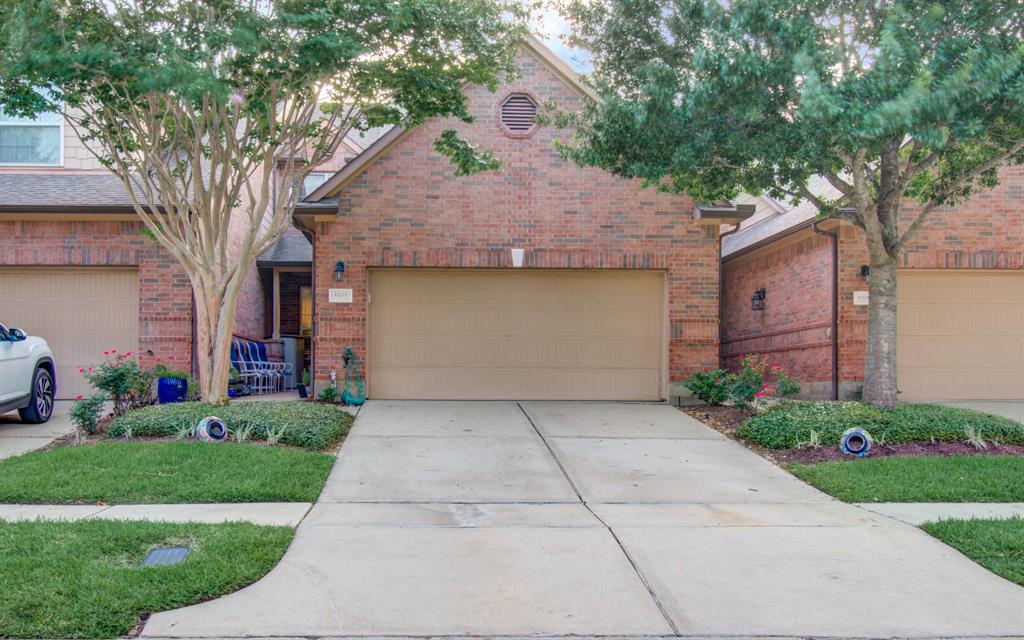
<box><xmin>737</xmin><ymin>400</ymin><xmax>1024</xmax><ymax>449</ymax></box>
<box><xmin>682</xmin><ymin>354</ymin><xmax>801</xmax><ymax>407</ymax></box>
<box><xmin>153</xmin><ymin>363</ymin><xmax>190</xmax><ymax>379</ymax></box>
<box><xmin>68</xmin><ymin>393</ymin><xmax>108</xmax><ymax>435</ymax></box>
<box><xmin>107</xmin><ymin>401</ymin><xmax>352</xmax><ymax>450</ymax></box>
<box><xmin>82</xmin><ymin>353</ymin><xmax>155</xmax><ymax>416</ymax></box>
<box><xmin>317</xmin><ymin>385</ymin><xmax>338</xmax><ymax>403</ymax></box>
<box><xmin>683</xmin><ymin>369</ymin><xmax>730</xmax><ymax>405</ymax></box>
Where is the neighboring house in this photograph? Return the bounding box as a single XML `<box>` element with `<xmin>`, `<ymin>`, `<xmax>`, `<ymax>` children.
<box><xmin>297</xmin><ymin>36</ymin><xmax>748</xmax><ymax>401</ymax></box>
<box><xmin>720</xmin><ymin>167</ymin><xmax>1024</xmax><ymax>401</ymax></box>
<box><xmin>0</xmin><ymin>103</ymin><xmax>355</xmax><ymax>398</ymax></box>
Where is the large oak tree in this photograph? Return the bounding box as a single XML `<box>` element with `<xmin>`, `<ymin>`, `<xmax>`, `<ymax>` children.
<box><xmin>558</xmin><ymin>0</ymin><xmax>1024</xmax><ymax>406</ymax></box>
<box><xmin>0</xmin><ymin>0</ymin><xmax>524</xmax><ymax>403</ymax></box>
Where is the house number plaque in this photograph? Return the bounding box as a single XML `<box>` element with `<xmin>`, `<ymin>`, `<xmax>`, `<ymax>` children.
<box><xmin>329</xmin><ymin>288</ymin><xmax>354</xmax><ymax>304</ymax></box>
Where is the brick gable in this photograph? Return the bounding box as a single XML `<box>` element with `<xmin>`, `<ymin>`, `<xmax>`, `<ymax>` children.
<box><xmin>311</xmin><ymin>46</ymin><xmax>722</xmax><ymax>396</ymax></box>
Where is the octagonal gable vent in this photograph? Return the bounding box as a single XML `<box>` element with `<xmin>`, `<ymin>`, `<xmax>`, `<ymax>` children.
<box><xmin>500</xmin><ymin>93</ymin><xmax>538</xmax><ymax>134</ymax></box>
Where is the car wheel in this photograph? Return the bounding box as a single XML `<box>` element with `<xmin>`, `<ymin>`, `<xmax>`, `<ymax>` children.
<box><xmin>18</xmin><ymin>368</ymin><xmax>54</xmax><ymax>424</ymax></box>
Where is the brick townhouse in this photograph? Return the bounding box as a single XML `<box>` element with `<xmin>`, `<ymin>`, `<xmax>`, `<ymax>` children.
<box><xmin>297</xmin><ymin>36</ymin><xmax>746</xmax><ymax>400</ymax></box>
<box><xmin>721</xmin><ymin>168</ymin><xmax>1024</xmax><ymax>401</ymax></box>
<box><xmin>0</xmin><ymin>102</ymin><xmax>359</xmax><ymax>398</ymax></box>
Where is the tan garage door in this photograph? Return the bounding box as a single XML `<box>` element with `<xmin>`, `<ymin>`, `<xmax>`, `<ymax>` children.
<box><xmin>898</xmin><ymin>270</ymin><xmax>1024</xmax><ymax>400</ymax></box>
<box><xmin>0</xmin><ymin>268</ymin><xmax>139</xmax><ymax>399</ymax></box>
<box><xmin>368</xmin><ymin>269</ymin><xmax>665</xmax><ymax>400</ymax></box>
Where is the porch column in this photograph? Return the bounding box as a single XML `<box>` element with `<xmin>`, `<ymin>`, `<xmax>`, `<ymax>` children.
<box><xmin>272</xmin><ymin>267</ymin><xmax>281</xmax><ymax>340</ymax></box>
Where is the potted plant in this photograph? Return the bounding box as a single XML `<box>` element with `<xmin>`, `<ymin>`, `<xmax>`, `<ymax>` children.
<box><xmin>298</xmin><ymin>369</ymin><xmax>312</xmax><ymax>398</ymax></box>
<box><xmin>154</xmin><ymin>363</ymin><xmax>189</xmax><ymax>404</ymax></box>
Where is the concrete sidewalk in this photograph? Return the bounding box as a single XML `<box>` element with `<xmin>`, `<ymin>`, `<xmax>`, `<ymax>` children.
<box><xmin>143</xmin><ymin>401</ymin><xmax>1024</xmax><ymax>639</ymax></box>
<box><xmin>857</xmin><ymin>501</ymin><xmax>1024</xmax><ymax>525</ymax></box>
<box><xmin>0</xmin><ymin>502</ymin><xmax>311</xmax><ymax>526</ymax></box>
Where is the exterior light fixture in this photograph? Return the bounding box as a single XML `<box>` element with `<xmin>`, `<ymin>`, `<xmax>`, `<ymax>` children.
<box><xmin>510</xmin><ymin>248</ymin><xmax>525</xmax><ymax>268</ymax></box>
<box><xmin>860</xmin><ymin>264</ymin><xmax>871</xmax><ymax>282</ymax></box>
<box><xmin>751</xmin><ymin>287</ymin><xmax>766</xmax><ymax>311</ymax></box>
<box><xmin>334</xmin><ymin>261</ymin><xmax>346</xmax><ymax>281</ymax></box>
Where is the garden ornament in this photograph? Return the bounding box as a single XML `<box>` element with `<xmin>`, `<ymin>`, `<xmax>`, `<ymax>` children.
<box><xmin>193</xmin><ymin>416</ymin><xmax>227</xmax><ymax>442</ymax></box>
<box><xmin>839</xmin><ymin>427</ymin><xmax>872</xmax><ymax>457</ymax></box>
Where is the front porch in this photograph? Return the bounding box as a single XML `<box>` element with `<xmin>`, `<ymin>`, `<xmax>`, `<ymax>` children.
<box><xmin>258</xmin><ymin>231</ymin><xmax>313</xmax><ymax>390</ymax></box>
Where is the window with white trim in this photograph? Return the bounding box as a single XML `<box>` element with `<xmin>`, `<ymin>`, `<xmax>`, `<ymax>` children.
<box><xmin>299</xmin><ymin>173</ymin><xmax>329</xmax><ymax>198</ymax></box>
<box><xmin>0</xmin><ymin>105</ymin><xmax>62</xmax><ymax>166</ymax></box>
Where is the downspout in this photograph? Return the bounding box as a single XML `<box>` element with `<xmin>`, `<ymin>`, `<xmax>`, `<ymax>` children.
<box><xmin>718</xmin><ymin>223</ymin><xmax>743</xmax><ymax>370</ymax></box>
<box><xmin>812</xmin><ymin>221</ymin><xmax>840</xmax><ymax>400</ymax></box>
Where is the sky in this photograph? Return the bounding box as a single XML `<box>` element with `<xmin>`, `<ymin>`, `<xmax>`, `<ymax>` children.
<box><xmin>532</xmin><ymin>5</ymin><xmax>593</xmax><ymax>73</ymax></box>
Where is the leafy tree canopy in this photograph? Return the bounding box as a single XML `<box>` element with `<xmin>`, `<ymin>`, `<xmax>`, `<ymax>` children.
<box><xmin>561</xmin><ymin>0</ymin><xmax>1024</xmax><ymax>229</ymax></box>
<box><xmin>0</xmin><ymin>0</ymin><xmax>526</xmax><ymax>173</ymax></box>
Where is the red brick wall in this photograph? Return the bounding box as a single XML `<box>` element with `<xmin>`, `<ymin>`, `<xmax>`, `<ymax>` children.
<box><xmin>313</xmin><ymin>47</ymin><xmax>720</xmax><ymax>395</ymax></box>
<box><xmin>836</xmin><ymin>165</ymin><xmax>1024</xmax><ymax>392</ymax></box>
<box><xmin>0</xmin><ymin>219</ymin><xmax>193</xmax><ymax>371</ymax></box>
<box><xmin>721</xmin><ymin>228</ymin><xmax>834</xmax><ymax>396</ymax></box>
<box><xmin>724</xmin><ymin>166</ymin><xmax>1024</xmax><ymax>397</ymax></box>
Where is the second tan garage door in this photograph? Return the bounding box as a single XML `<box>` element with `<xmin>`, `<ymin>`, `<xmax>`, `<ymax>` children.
<box><xmin>0</xmin><ymin>268</ymin><xmax>139</xmax><ymax>399</ymax></box>
<box><xmin>898</xmin><ymin>270</ymin><xmax>1024</xmax><ymax>400</ymax></box>
<box><xmin>368</xmin><ymin>269</ymin><xmax>665</xmax><ymax>400</ymax></box>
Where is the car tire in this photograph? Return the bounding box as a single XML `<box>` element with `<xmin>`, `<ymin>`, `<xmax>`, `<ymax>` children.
<box><xmin>18</xmin><ymin>367</ymin><xmax>54</xmax><ymax>424</ymax></box>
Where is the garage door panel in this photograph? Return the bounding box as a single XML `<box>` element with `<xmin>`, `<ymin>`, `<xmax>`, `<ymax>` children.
<box><xmin>369</xmin><ymin>367</ymin><xmax>662</xmax><ymax>401</ymax></box>
<box><xmin>898</xmin><ymin>271</ymin><xmax>1024</xmax><ymax>401</ymax></box>
<box><xmin>368</xmin><ymin>269</ymin><xmax>664</xmax><ymax>400</ymax></box>
<box><xmin>0</xmin><ymin>268</ymin><xmax>139</xmax><ymax>399</ymax></box>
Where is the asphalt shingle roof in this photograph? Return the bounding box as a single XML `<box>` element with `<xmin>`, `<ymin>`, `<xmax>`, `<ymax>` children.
<box><xmin>721</xmin><ymin>176</ymin><xmax>844</xmax><ymax>257</ymax></box>
<box><xmin>258</xmin><ymin>233</ymin><xmax>312</xmax><ymax>266</ymax></box>
<box><xmin>0</xmin><ymin>172</ymin><xmax>136</xmax><ymax>209</ymax></box>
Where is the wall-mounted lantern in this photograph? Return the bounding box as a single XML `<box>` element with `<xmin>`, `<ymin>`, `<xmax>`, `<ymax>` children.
<box><xmin>859</xmin><ymin>264</ymin><xmax>870</xmax><ymax>283</ymax></box>
<box><xmin>751</xmin><ymin>287</ymin><xmax>766</xmax><ymax>311</ymax></box>
<box><xmin>334</xmin><ymin>261</ymin><xmax>346</xmax><ymax>281</ymax></box>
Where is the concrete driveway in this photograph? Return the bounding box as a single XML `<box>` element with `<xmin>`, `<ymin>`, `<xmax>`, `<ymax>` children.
<box><xmin>945</xmin><ymin>400</ymin><xmax>1024</xmax><ymax>422</ymax></box>
<box><xmin>0</xmin><ymin>401</ymin><xmax>75</xmax><ymax>459</ymax></box>
<box><xmin>144</xmin><ymin>401</ymin><xmax>1024</xmax><ymax>638</ymax></box>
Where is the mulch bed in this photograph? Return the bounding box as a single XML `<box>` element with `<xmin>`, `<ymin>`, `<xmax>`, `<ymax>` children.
<box><xmin>680</xmin><ymin>404</ymin><xmax>752</xmax><ymax>435</ymax></box>
<box><xmin>680</xmin><ymin>404</ymin><xmax>1024</xmax><ymax>464</ymax></box>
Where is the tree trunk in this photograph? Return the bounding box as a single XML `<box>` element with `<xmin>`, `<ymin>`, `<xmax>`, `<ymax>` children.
<box><xmin>192</xmin><ymin>273</ymin><xmax>243</xmax><ymax>406</ymax></box>
<box><xmin>862</xmin><ymin>251</ymin><xmax>899</xmax><ymax>407</ymax></box>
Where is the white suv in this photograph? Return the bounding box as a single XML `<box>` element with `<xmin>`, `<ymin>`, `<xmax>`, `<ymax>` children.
<box><xmin>0</xmin><ymin>323</ymin><xmax>55</xmax><ymax>423</ymax></box>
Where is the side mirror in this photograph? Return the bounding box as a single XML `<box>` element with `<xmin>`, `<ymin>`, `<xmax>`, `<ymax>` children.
<box><xmin>7</xmin><ymin>328</ymin><xmax>27</xmax><ymax>341</ymax></box>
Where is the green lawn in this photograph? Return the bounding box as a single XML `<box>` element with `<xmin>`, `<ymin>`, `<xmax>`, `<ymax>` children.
<box><xmin>923</xmin><ymin>517</ymin><xmax>1024</xmax><ymax>587</ymax></box>
<box><xmin>0</xmin><ymin>441</ymin><xmax>334</xmax><ymax>503</ymax></box>
<box><xmin>0</xmin><ymin>519</ymin><xmax>292</xmax><ymax>638</ymax></box>
<box><xmin>789</xmin><ymin>455</ymin><xmax>1024</xmax><ymax>502</ymax></box>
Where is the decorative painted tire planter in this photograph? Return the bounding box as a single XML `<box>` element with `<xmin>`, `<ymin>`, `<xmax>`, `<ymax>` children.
<box><xmin>157</xmin><ymin>377</ymin><xmax>188</xmax><ymax>404</ymax></box>
<box><xmin>839</xmin><ymin>427</ymin><xmax>873</xmax><ymax>457</ymax></box>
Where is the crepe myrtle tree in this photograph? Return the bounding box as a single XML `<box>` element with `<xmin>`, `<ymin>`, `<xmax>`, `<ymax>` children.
<box><xmin>557</xmin><ymin>0</ymin><xmax>1024</xmax><ymax>406</ymax></box>
<box><xmin>0</xmin><ymin>0</ymin><xmax>526</xmax><ymax>404</ymax></box>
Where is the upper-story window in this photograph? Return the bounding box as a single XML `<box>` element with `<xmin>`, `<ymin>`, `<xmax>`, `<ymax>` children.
<box><xmin>299</xmin><ymin>173</ymin><xmax>329</xmax><ymax>199</ymax></box>
<box><xmin>0</xmin><ymin>105</ymin><xmax>63</xmax><ymax>166</ymax></box>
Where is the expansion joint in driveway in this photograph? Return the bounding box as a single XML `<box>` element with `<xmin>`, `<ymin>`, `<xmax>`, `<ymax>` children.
<box><xmin>516</xmin><ymin>402</ymin><xmax>683</xmax><ymax>637</ymax></box>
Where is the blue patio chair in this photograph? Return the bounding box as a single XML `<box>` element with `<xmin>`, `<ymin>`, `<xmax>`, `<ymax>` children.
<box><xmin>233</xmin><ymin>338</ymin><xmax>270</xmax><ymax>394</ymax></box>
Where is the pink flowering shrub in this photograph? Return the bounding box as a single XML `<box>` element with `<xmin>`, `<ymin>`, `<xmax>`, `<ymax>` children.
<box><xmin>683</xmin><ymin>353</ymin><xmax>801</xmax><ymax>408</ymax></box>
<box><xmin>81</xmin><ymin>351</ymin><xmax>156</xmax><ymax>416</ymax></box>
